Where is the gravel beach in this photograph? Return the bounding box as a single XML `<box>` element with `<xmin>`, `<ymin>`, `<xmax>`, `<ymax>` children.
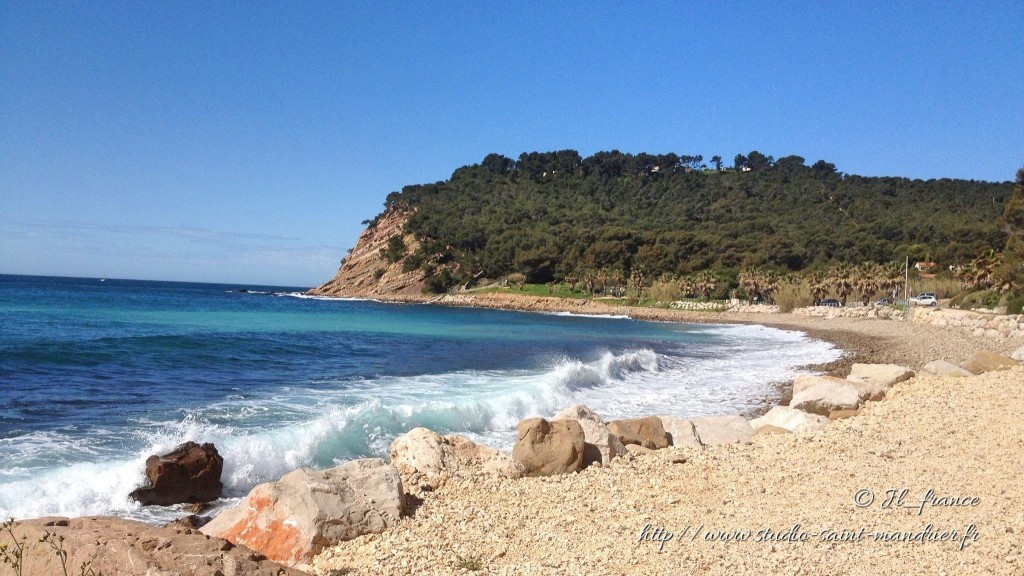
<box><xmin>309</xmin><ymin>299</ymin><xmax>1024</xmax><ymax>576</ymax></box>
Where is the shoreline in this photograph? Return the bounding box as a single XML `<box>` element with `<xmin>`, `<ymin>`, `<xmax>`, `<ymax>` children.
<box><xmin>7</xmin><ymin>290</ymin><xmax>1022</xmax><ymax>575</ymax></box>
<box><xmin>309</xmin><ymin>289</ymin><xmax>1019</xmax><ymax>394</ymax></box>
<box><xmin>308</xmin><ymin>292</ymin><xmax>1024</xmax><ymax>575</ymax></box>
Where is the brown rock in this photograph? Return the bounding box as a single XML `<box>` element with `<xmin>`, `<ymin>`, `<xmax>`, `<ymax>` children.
<box><xmin>4</xmin><ymin>516</ymin><xmax>307</xmax><ymax>576</ymax></box>
<box><xmin>162</xmin><ymin>514</ymin><xmax>211</xmax><ymax>531</ymax></box>
<box><xmin>754</xmin><ymin>425</ymin><xmax>792</xmax><ymax>436</ymax></box>
<box><xmin>511</xmin><ymin>418</ymin><xmax>585</xmax><ymax>476</ymax></box>
<box><xmin>552</xmin><ymin>404</ymin><xmax>627</xmax><ymax>467</ymax></box>
<box><xmin>962</xmin><ymin>350</ymin><xmax>1018</xmax><ymax>375</ymax></box>
<box><xmin>829</xmin><ymin>409</ymin><xmax>860</xmax><ymax>420</ymax></box>
<box><xmin>389</xmin><ymin>427</ymin><xmax>523</xmax><ymax>494</ymax></box>
<box><xmin>606</xmin><ymin>416</ymin><xmax>670</xmax><ymax>450</ymax></box>
<box><xmin>130</xmin><ymin>441</ymin><xmax>224</xmax><ymax>506</ymax></box>
<box><xmin>201</xmin><ymin>458</ymin><xmax>404</xmax><ymax>566</ymax></box>
<box><xmin>624</xmin><ymin>444</ymin><xmax>656</xmax><ymax>456</ymax></box>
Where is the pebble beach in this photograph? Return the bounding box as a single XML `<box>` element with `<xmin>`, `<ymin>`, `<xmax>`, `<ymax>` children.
<box><xmin>309</xmin><ymin>300</ymin><xmax>1024</xmax><ymax>575</ymax></box>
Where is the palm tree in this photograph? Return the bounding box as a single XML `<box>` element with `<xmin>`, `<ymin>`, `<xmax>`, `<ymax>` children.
<box><xmin>693</xmin><ymin>270</ymin><xmax>718</xmax><ymax>300</ymax></box>
<box><xmin>678</xmin><ymin>275</ymin><xmax>696</xmax><ymax>298</ymax></box>
<box><xmin>738</xmin><ymin>268</ymin><xmax>779</xmax><ymax>303</ymax></box>
<box><xmin>853</xmin><ymin>262</ymin><xmax>882</xmax><ymax>305</ymax></box>
<box><xmin>806</xmin><ymin>271</ymin><xmax>829</xmax><ymax>306</ymax></box>
<box><xmin>738</xmin><ymin>269</ymin><xmax>758</xmax><ymax>302</ymax></box>
<box><xmin>826</xmin><ymin>264</ymin><xmax>853</xmax><ymax>306</ymax></box>
<box><xmin>958</xmin><ymin>251</ymin><xmax>1007</xmax><ymax>291</ymax></box>
<box><xmin>878</xmin><ymin>261</ymin><xmax>904</xmax><ymax>300</ymax></box>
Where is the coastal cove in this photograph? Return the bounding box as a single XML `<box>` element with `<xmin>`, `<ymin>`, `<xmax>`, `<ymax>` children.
<box><xmin>0</xmin><ymin>275</ymin><xmax>839</xmax><ymax>524</ymax></box>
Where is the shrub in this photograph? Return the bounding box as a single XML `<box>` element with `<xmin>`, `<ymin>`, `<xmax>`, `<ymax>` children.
<box><xmin>774</xmin><ymin>280</ymin><xmax>813</xmax><ymax>312</ymax></box>
<box><xmin>381</xmin><ymin>235</ymin><xmax>407</xmax><ymax>263</ymax></box>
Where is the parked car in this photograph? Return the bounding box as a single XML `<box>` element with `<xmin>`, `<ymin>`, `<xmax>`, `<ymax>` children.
<box><xmin>821</xmin><ymin>298</ymin><xmax>841</xmax><ymax>307</ymax></box>
<box><xmin>913</xmin><ymin>293</ymin><xmax>938</xmax><ymax>306</ymax></box>
<box><xmin>874</xmin><ymin>297</ymin><xmax>892</xmax><ymax>306</ymax></box>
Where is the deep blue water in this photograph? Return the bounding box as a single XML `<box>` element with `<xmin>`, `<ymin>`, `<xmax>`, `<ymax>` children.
<box><xmin>0</xmin><ymin>274</ymin><xmax>839</xmax><ymax>522</ymax></box>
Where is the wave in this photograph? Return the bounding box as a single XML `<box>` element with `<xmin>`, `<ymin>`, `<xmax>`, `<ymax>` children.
<box><xmin>542</xmin><ymin>311</ymin><xmax>632</xmax><ymax>319</ymax></box>
<box><xmin>276</xmin><ymin>292</ymin><xmax>382</xmax><ymax>302</ymax></box>
<box><xmin>0</xmin><ymin>329</ymin><xmax>840</xmax><ymax>523</ymax></box>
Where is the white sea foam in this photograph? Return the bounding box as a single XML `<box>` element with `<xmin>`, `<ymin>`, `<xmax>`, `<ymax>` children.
<box><xmin>0</xmin><ymin>323</ymin><xmax>840</xmax><ymax>523</ymax></box>
<box><xmin>542</xmin><ymin>311</ymin><xmax>632</xmax><ymax>319</ymax></box>
<box><xmin>276</xmin><ymin>292</ymin><xmax>381</xmax><ymax>302</ymax></box>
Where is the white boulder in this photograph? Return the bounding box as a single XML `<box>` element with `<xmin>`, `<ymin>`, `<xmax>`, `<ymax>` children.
<box><xmin>691</xmin><ymin>415</ymin><xmax>754</xmax><ymax>445</ymax></box>
<box><xmin>790</xmin><ymin>380</ymin><xmax>863</xmax><ymax>416</ymax></box>
<box><xmin>750</xmin><ymin>406</ymin><xmax>830</xmax><ymax>435</ymax></box>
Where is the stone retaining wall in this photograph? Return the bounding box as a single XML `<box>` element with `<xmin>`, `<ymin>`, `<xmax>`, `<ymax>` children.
<box><xmin>794</xmin><ymin>305</ymin><xmax>1024</xmax><ymax>341</ymax></box>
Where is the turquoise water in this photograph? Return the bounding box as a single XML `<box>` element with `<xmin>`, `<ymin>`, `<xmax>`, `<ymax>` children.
<box><xmin>0</xmin><ymin>274</ymin><xmax>840</xmax><ymax>522</ymax></box>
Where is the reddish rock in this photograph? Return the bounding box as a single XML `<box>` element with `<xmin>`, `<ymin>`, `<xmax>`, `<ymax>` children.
<box><xmin>3</xmin><ymin>516</ymin><xmax>307</xmax><ymax>576</ymax></box>
<box><xmin>200</xmin><ymin>458</ymin><xmax>404</xmax><ymax>566</ymax></box>
<box><xmin>130</xmin><ymin>441</ymin><xmax>224</xmax><ymax>506</ymax></box>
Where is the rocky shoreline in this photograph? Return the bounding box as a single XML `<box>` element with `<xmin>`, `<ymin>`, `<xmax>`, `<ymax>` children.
<box><xmin>3</xmin><ymin>296</ymin><xmax>1023</xmax><ymax>576</ymax></box>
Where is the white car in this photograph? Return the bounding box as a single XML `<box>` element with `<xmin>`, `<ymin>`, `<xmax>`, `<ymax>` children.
<box><xmin>913</xmin><ymin>293</ymin><xmax>937</xmax><ymax>306</ymax></box>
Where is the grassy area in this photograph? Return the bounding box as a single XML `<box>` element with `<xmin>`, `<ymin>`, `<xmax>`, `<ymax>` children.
<box><xmin>476</xmin><ymin>283</ymin><xmax>591</xmax><ymax>299</ymax></box>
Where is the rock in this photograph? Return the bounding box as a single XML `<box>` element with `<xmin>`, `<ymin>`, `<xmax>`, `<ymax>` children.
<box><xmin>553</xmin><ymin>404</ymin><xmax>602</xmax><ymax>421</ymax></box>
<box><xmin>846</xmin><ymin>364</ymin><xmax>915</xmax><ymax>400</ymax></box>
<box><xmin>691</xmin><ymin>415</ymin><xmax>754</xmax><ymax>445</ymax></box>
<box><xmin>962</xmin><ymin>351</ymin><xmax>1018</xmax><ymax>375</ymax></box>
<box><xmin>792</xmin><ymin>374</ymin><xmax>851</xmax><ymax>396</ymax></box>
<box><xmin>754</xmin><ymin>425</ymin><xmax>792</xmax><ymax>436</ymax></box>
<box><xmin>1012</xmin><ymin>345</ymin><xmax>1024</xmax><ymax>362</ymax></box>
<box><xmin>129</xmin><ymin>441</ymin><xmax>224</xmax><ymax>506</ymax></box>
<box><xmin>201</xmin><ymin>458</ymin><xmax>403</xmax><ymax>566</ymax></box>
<box><xmin>790</xmin><ymin>380</ymin><xmax>863</xmax><ymax>417</ymax></box>
<box><xmin>829</xmin><ymin>409</ymin><xmax>860</xmax><ymax>420</ymax></box>
<box><xmin>658</xmin><ymin>415</ymin><xmax>703</xmax><ymax>449</ymax></box>
<box><xmin>552</xmin><ymin>405</ymin><xmax>626</xmax><ymax>467</ymax></box>
<box><xmin>606</xmin><ymin>416</ymin><xmax>670</xmax><ymax>450</ymax></box>
<box><xmin>922</xmin><ymin>360</ymin><xmax>973</xmax><ymax>378</ymax></box>
<box><xmin>389</xmin><ymin>428</ymin><xmax>523</xmax><ymax>492</ymax></box>
<box><xmin>512</xmin><ymin>418</ymin><xmax>585</xmax><ymax>476</ymax></box>
<box><xmin>163</xmin><ymin>514</ymin><xmax>211</xmax><ymax>531</ymax></box>
<box><xmin>5</xmin><ymin>516</ymin><xmax>308</xmax><ymax>576</ymax></box>
<box><xmin>750</xmin><ymin>406</ymin><xmax>830</xmax><ymax>434</ymax></box>
<box><xmin>624</xmin><ymin>444</ymin><xmax>655</xmax><ymax>456</ymax></box>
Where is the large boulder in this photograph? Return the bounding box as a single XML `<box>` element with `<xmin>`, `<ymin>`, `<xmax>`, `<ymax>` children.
<box><xmin>389</xmin><ymin>428</ymin><xmax>523</xmax><ymax>492</ymax></box>
<box><xmin>691</xmin><ymin>415</ymin><xmax>754</xmax><ymax>445</ymax></box>
<box><xmin>129</xmin><ymin>441</ymin><xmax>223</xmax><ymax>506</ymax></box>
<box><xmin>657</xmin><ymin>415</ymin><xmax>703</xmax><ymax>449</ymax></box>
<box><xmin>750</xmin><ymin>406</ymin><xmax>830</xmax><ymax>435</ymax></box>
<box><xmin>511</xmin><ymin>417</ymin><xmax>585</xmax><ymax>476</ymax></box>
<box><xmin>792</xmin><ymin>374</ymin><xmax>850</xmax><ymax>396</ymax></box>
<box><xmin>922</xmin><ymin>360</ymin><xmax>973</xmax><ymax>378</ymax></box>
<box><xmin>200</xmin><ymin>458</ymin><xmax>403</xmax><ymax>566</ymax></box>
<box><xmin>790</xmin><ymin>380</ymin><xmax>863</xmax><ymax>417</ymax></box>
<box><xmin>606</xmin><ymin>416</ymin><xmax>670</xmax><ymax>450</ymax></box>
<box><xmin>962</xmin><ymin>351</ymin><xmax>1018</xmax><ymax>375</ymax></box>
<box><xmin>845</xmin><ymin>364</ymin><xmax>915</xmax><ymax>400</ymax></box>
<box><xmin>552</xmin><ymin>404</ymin><xmax>626</xmax><ymax>467</ymax></box>
<box><xmin>4</xmin><ymin>516</ymin><xmax>308</xmax><ymax>576</ymax></box>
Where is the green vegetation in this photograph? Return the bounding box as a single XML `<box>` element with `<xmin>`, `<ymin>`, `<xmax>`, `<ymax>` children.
<box><xmin>368</xmin><ymin>150</ymin><xmax>1012</xmax><ymax>294</ymax></box>
<box><xmin>381</xmin><ymin>235</ymin><xmax>407</xmax><ymax>263</ymax></box>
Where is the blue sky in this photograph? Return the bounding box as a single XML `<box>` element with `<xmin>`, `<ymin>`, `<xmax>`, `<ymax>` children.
<box><xmin>2</xmin><ymin>2</ymin><xmax>1022</xmax><ymax>286</ymax></box>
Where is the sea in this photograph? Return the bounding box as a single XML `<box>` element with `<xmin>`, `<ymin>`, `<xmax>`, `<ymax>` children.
<box><xmin>0</xmin><ymin>274</ymin><xmax>841</xmax><ymax>523</ymax></box>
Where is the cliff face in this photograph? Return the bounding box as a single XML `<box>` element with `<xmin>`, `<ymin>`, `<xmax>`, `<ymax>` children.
<box><xmin>310</xmin><ymin>207</ymin><xmax>426</xmax><ymax>297</ymax></box>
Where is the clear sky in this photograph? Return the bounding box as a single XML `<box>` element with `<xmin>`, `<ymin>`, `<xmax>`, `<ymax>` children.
<box><xmin>2</xmin><ymin>2</ymin><xmax>1022</xmax><ymax>286</ymax></box>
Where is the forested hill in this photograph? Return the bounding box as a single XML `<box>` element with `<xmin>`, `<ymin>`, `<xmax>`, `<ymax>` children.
<box><xmin>359</xmin><ymin>150</ymin><xmax>1012</xmax><ymax>292</ymax></box>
